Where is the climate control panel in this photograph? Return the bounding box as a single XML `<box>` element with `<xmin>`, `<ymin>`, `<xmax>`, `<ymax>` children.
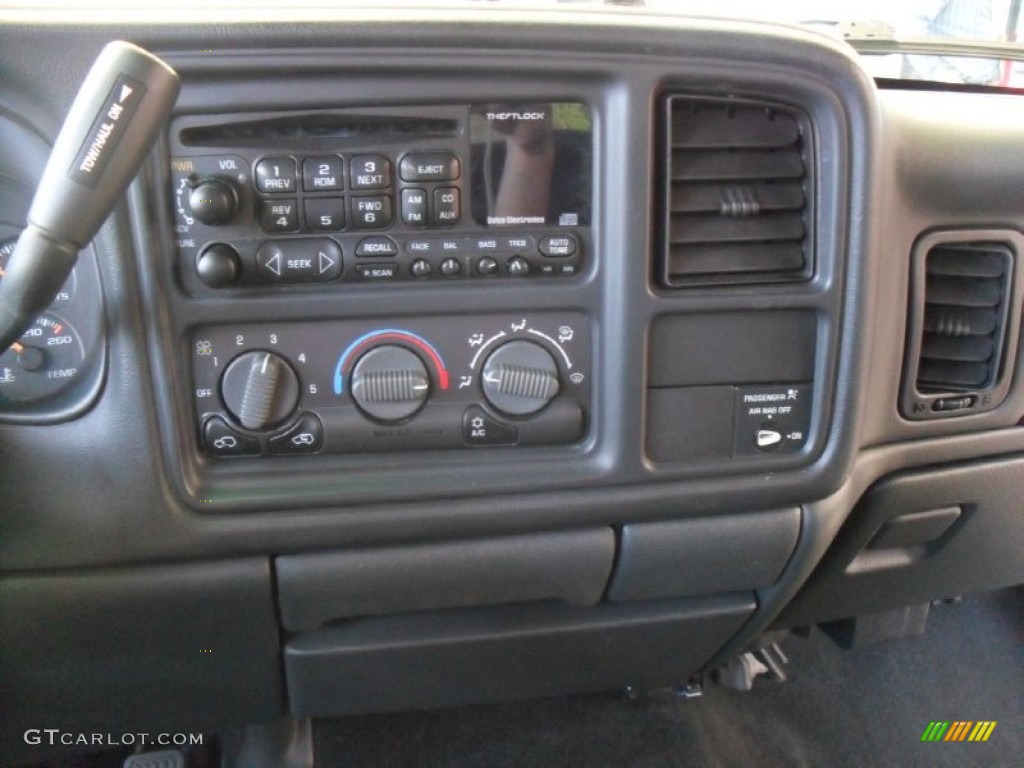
<box><xmin>191</xmin><ymin>313</ymin><xmax>591</xmax><ymax>457</ymax></box>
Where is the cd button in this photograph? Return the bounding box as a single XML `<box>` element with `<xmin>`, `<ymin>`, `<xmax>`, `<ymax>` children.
<box><xmin>432</xmin><ymin>187</ymin><xmax>460</xmax><ymax>227</ymax></box>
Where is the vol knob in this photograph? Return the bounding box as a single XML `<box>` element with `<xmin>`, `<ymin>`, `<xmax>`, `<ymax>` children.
<box><xmin>221</xmin><ymin>350</ymin><xmax>300</xmax><ymax>430</ymax></box>
<box><xmin>188</xmin><ymin>177</ymin><xmax>239</xmax><ymax>225</ymax></box>
<box><xmin>350</xmin><ymin>345</ymin><xmax>430</xmax><ymax>423</ymax></box>
<box><xmin>481</xmin><ymin>340</ymin><xmax>560</xmax><ymax>416</ymax></box>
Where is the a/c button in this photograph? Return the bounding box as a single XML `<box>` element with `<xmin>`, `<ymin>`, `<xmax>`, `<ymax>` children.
<box><xmin>463</xmin><ymin>406</ymin><xmax>518</xmax><ymax>446</ymax></box>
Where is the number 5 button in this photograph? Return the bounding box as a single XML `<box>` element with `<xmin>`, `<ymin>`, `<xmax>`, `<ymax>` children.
<box><xmin>304</xmin><ymin>198</ymin><xmax>345</xmax><ymax>231</ymax></box>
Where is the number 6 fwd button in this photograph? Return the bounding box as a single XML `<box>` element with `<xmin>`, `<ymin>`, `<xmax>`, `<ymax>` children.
<box><xmin>256</xmin><ymin>238</ymin><xmax>342</xmax><ymax>283</ymax></box>
<box><xmin>269</xmin><ymin>413</ymin><xmax>324</xmax><ymax>455</ymax></box>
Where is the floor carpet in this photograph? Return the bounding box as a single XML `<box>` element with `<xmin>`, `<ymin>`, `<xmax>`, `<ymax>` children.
<box><xmin>314</xmin><ymin>587</ymin><xmax>1024</xmax><ymax>768</ymax></box>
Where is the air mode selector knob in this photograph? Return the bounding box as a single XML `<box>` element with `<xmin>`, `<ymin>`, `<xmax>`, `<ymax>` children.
<box><xmin>481</xmin><ymin>340</ymin><xmax>560</xmax><ymax>417</ymax></box>
<box><xmin>188</xmin><ymin>177</ymin><xmax>240</xmax><ymax>226</ymax></box>
<box><xmin>221</xmin><ymin>350</ymin><xmax>300</xmax><ymax>430</ymax></box>
<box><xmin>350</xmin><ymin>345</ymin><xmax>430</xmax><ymax>423</ymax></box>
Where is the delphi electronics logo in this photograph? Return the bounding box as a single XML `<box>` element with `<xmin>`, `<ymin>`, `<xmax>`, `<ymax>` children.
<box><xmin>920</xmin><ymin>721</ymin><xmax>997</xmax><ymax>742</ymax></box>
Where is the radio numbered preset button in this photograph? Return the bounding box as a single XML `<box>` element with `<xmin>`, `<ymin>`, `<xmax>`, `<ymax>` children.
<box><xmin>258</xmin><ymin>199</ymin><xmax>299</xmax><ymax>232</ymax></box>
<box><xmin>303</xmin><ymin>197</ymin><xmax>345</xmax><ymax>231</ymax></box>
<box><xmin>254</xmin><ymin>157</ymin><xmax>296</xmax><ymax>193</ymax></box>
<box><xmin>351</xmin><ymin>195</ymin><xmax>393</xmax><ymax>229</ymax></box>
<box><xmin>350</xmin><ymin>155</ymin><xmax>391</xmax><ymax>189</ymax></box>
<box><xmin>303</xmin><ymin>156</ymin><xmax>344</xmax><ymax>192</ymax></box>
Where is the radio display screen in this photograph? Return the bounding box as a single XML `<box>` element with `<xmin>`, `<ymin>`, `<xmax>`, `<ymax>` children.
<box><xmin>469</xmin><ymin>102</ymin><xmax>592</xmax><ymax>228</ymax></box>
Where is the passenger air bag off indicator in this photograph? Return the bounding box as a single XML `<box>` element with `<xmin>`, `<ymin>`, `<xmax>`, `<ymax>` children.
<box><xmin>733</xmin><ymin>384</ymin><xmax>811</xmax><ymax>456</ymax></box>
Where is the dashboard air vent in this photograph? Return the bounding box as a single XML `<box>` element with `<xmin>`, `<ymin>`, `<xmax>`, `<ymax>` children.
<box><xmin>917</xmin><ymin>245</ymin><xmax>1010</xmax><ymax>392</ymax></box>
<box><xmin>660</xmin><ymin>96</ymin><xmax>813</xmax><ymax>287</ymax></box>
<box><xmin>902</xmin><ymin>234</ymin><xmax>1021</xmax><ymax>420</ymax></box>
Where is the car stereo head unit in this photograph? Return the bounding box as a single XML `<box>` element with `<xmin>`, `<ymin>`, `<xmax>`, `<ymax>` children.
<box><xmin>167</xmin><ymin>102</ymin><xmax>592</xmax><ymax>293</ymax></box>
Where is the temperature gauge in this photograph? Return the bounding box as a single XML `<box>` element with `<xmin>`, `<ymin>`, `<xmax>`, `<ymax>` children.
<box><xmin>0</xmin><ymin>313</ymin><xmax>86</xmax><ymax>403</ymax></box>
<box><xmin>0</xmin><ymin>238</ymin><xmax>77</xmax><ymax>305</ymax></box>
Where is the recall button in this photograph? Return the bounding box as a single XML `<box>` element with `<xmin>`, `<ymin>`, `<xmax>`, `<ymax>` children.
<box><xmin>538</xmin><ymin>234</ymin><xmax>578</xmax><ymax>257</ymax></box>
<box><xmin>356</xmin><ymin>236</ymin><xmax>399</xmax><ymax>258</ymax></box>
<box><xmin>399</xmin><ymin>152</ymin><xmax>461</xmax><ymax>182</ymax></box>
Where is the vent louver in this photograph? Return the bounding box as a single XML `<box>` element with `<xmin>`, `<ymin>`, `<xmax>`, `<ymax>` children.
<box><xmin>902</xmin><ymin>234</ymin><xmax>1021</xmax><ymax>421</ymax></box>
<box><xmin>660</xmin><ymin>97</ymin><xmax>813</xmax><ymax>287</ymax></box>
<box><xmin>917</xmin><ymin>244</ymin><xmax>1011</xmax><ymax>392</ymax></box>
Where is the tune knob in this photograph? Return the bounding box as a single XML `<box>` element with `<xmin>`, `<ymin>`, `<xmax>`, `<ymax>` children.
<box><xmin>221</xmin><ymin>350</ymin><xmax>300</xmax><ymax>430</ymax></box>
<box><xmin>188</xmin><ymin>177</ymin><xmax>240</xmax><ymax>225</ymax></box>
<box><xmin>195</xmin><ymin>243</ymin><xmax>241</xmax><ymax>288</ymax></box>
<box><xmin>350</xmin><ymin>345</ymin><xmax>430</xmax><ymax>423</ymax></box>
<box><xmin>481</xmin><ymin>340</ymin><xmax>560</xmax><ymax>416</ymax></box>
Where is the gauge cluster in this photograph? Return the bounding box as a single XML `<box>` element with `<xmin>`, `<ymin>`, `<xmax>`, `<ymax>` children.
<box><xmin>0</xmin><ymin>114</ymin><xmax>106</xmax><ymax>423</ymax></box>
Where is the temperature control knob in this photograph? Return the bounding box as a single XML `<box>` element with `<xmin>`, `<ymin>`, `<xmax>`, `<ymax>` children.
<box><xmin>350</xmin><ymin>345</ymin><xmax>430</xmax><ymax>423</ymax></box>
<box><xmin>221</xmin><ymin>350</ymin><xmax>300</xmax><ymax>430</ymax></box>
<box><xmin>481</xmin><ymin>340</ymin><xmax>560</xmax><ymax>416</ymax></box>
<box><xmin>188</xmin><ymin>177</ymin><xmax>239</xmax><ymax>226</ymax></box>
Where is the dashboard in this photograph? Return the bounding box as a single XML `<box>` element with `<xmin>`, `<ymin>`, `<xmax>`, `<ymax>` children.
<box><xmin>1</xmin><ymin>6</ymin><xmax>1023</xmax><ymax>764</ymax></box>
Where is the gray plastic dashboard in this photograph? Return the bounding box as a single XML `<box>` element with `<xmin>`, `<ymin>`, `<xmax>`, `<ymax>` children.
<box><xmin>1</xmin><ymin>7</ymin><xmax>1024</xmax><ymax>759</ymax></box>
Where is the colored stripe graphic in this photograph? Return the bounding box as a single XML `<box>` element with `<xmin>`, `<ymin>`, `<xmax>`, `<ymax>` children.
<box><xmin>921</xmin><ymin>722</ymin><xmax>950</xmax><ymax>741</ymax></box>
<box><xmin>922</xmin><ymin>720</ymin><xmax>996</xmax><ymax>742</ymax></box>
<box><xmin>969</xmin><ymin>722</ymin><xmax>997</xmax><ymax>742</ymax></box>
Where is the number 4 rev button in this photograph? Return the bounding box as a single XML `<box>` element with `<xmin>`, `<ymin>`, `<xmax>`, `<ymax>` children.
<box><xmin>462</xmin><ymin>406</ymin><xmax>518</xmax><ymax>446</ymax></box>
